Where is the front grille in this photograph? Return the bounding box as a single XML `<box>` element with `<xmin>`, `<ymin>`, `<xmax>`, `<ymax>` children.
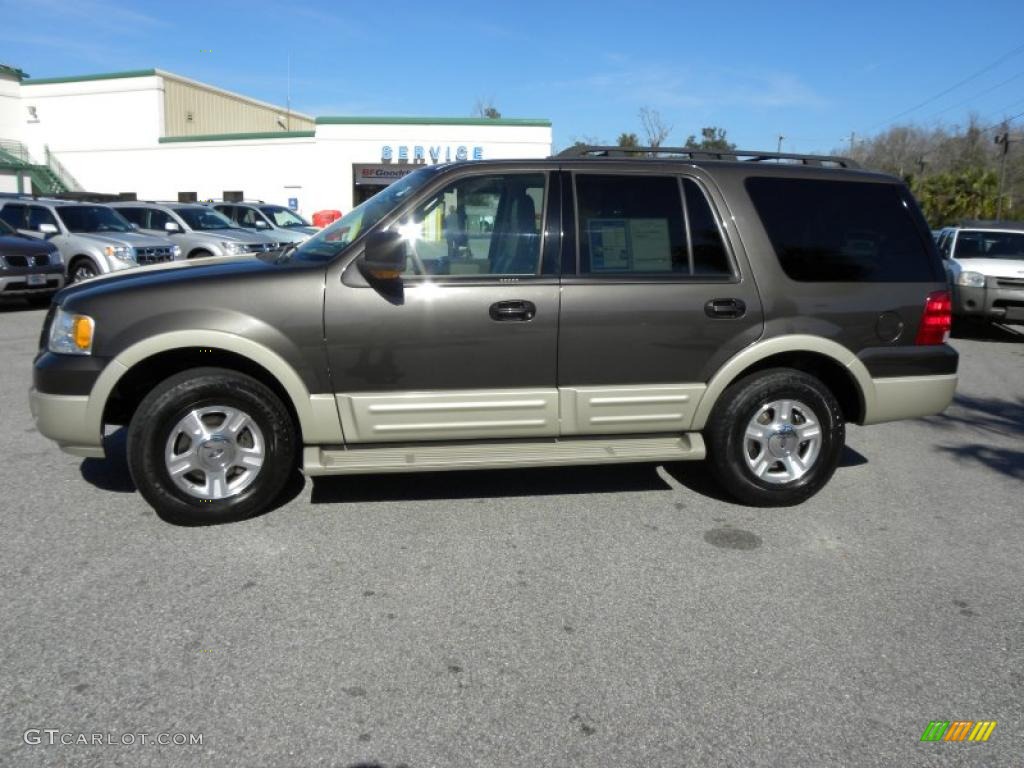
<box><xmin>3</xmin><ymin>253</ymin><xmax>52</xmax><ymax>268</ymax></box>
<box><xmin>135</xmin><ymin>246</ymin><xmax>175</xmax><ymax>265</ymax></box>
<box><xmin>246</xmin><ymin>242</ymin><xmax>280</xmax><ymax>253</ymax></box>
<box><xmin>3</xmin><ymin>277</ymin><xmax>59</xmax><ymax>292</ymax></box>
<box><xmin>995</xmin><ymin>277</ymin><xmax>1024</xmax><ymax>289</ymax></box>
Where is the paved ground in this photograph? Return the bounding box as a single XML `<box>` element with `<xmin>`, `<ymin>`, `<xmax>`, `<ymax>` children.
<box><xmin>1</xmin><ymin>300</ymin><xmax>1022</xmax><ymax>767</ymax></box>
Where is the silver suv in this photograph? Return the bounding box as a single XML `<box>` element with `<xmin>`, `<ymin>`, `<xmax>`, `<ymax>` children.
<box><xmin>0</xmin><ymin>198</ymin><xmax>181</xmax><ymax>283</ymax></box>
<box><xmin>211</xmin><ymin>202</ymin><xmax>317</xmax><ymax>244</ymax></box>
<box><xmin>111</xmin><ymin>202</ymin><xmax>281</xmax><ymax>259</ymax></box>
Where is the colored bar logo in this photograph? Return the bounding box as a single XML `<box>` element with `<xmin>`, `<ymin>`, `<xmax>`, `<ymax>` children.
<box><xmin>920</xmin><ymin>720</ymin><xmax>996</xmax><ymax>742</ymax></box>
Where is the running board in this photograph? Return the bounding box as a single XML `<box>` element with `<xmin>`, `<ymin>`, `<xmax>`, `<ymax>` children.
<box><xmin>303</xmin><ymin>434</ymin><xmax>705</xmax><ymax>476</ymax></box>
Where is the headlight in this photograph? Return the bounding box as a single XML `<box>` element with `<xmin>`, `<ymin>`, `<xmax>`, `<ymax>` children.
<box><xmin>171</xmin><ymin>245</ymin><xmax>182</xmax><ymax>258</ymax></box>
<box><xmin>48</xmin><ymin>307</ymin><xmax>94</xmax><ymax>356</ymax></box>
<box><xmin>221</xmin><ymin>241</ymin><xmax>247</xmax><ymax>255</ymax></box>
<box><xmin>103</xmin><ymin>245</ymin><xmax>135</xmax><ymax>262</ymax></box>
<box><xmin>956</xmin><ymin>271</ymin><xmax>986</xmax><ymax>288</ymax></box>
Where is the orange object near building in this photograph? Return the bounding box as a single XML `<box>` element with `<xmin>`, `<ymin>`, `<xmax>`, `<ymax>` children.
<box><xmin>312</xmin><ymin>210</ymin><xmax>342</xmax><ymax>228</ymax></box>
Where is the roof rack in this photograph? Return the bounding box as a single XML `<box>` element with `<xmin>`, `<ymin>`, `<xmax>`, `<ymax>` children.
<box><xmin>957</xmin><ymin>219</ymin><xmax>1024</xmax><ymax>229</ymax></box>
<box><xmin>554</xmin><ymin>145</ymin><xmax>860</xmax><ymax>169</ymax></box>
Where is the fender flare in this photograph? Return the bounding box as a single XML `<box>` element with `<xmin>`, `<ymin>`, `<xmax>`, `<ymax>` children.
<box><xmin>689</xmin><ymin>334</ymin><xmax>876</xmax><ymax>430</ymax></box>
<box><xmin>87</xmin><ymin>330</ymin><xmax>343</xmax><ymax>444</ymax></box>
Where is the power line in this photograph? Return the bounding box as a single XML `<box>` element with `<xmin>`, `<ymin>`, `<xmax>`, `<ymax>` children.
<box><xmin>924</xmin><ymin>69</ymin><xmax>1024</xmax><ymax>122</ymax></box>
<box><xmin>868</xmin><ymin>41</ymin><xmax>1024</xmax><ymax>130</ymax></box>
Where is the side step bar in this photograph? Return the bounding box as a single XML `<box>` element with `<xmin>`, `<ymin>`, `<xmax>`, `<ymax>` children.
<box><xmin>303</xmin><ymin>434</ymin><xmax>706</xmax><ymax>476</ymax></box>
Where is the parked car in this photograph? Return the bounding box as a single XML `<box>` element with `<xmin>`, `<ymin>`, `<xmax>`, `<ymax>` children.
<box><xmin>30</xmin><ymin>147</ymin><xmax>957</xmax><ymax>525</ymax></box>
<box><xmin>0</xmin><ymin>198</ymin><xmax>181</xmax><ymax>283</ymax></box>
<box><xmin>211</xmin><ymin>201</ymin><xmax>317</xmax><ymax>244</ymax></box>
<box><xmin>935</xmin><ymin>221</ymin><xmax>1024</xmax><ymax>325</ymax></box>
<box><xmin>110</xmin><ymin>202</ymin><xmax>281</xmax><ymax>259</ymax></box>
<box><xmin>0</xmin><ymin>216</ymin><xmax>64</xmax><ymax>303</ymax></box>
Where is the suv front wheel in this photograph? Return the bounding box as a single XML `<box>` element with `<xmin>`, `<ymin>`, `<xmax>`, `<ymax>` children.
<box><xmin>706</xmin><ymin>368</ymin><xmax>845</xmax><ymax>507</ymax></box>
<box><xmin>127</xmin><ymin>368</ymin><xmax>297</xmax><ymax>524</ymax></box>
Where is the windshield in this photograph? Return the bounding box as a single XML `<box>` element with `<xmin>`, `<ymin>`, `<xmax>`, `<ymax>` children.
<box><xmin>954</xmin><ymin>230</ymin><xmax>1024</xmax><ymax>260</ymax></box>
<box><xmin>260</xmin><ymin>206</ymin><xmax>309</xmax><ymax>228</ymax></box>
<box><xmin>293</xmin><ymin>168</ymin><xmax>440</xmax><ymax>262</ymax></box>
<box><xmin>57</xmin><ymin>205</ymin><xmax>133</xmax><ymax>234</ymax></box>
<box><xmin>174</xmin><ymin>207</ymin><xmax>235</xmax><ymax>231</ymax></box>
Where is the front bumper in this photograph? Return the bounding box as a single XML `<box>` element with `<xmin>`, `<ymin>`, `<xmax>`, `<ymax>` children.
<box><xmin>0</xmin><ymin>269</ymin><xmax>65</xmax><ymax>295</ymax></box>
<box><xmin>953</xmin><ymin>276</ymin><xmax>1024</xmax><ymax>323</ymax></box>
<box><xmin>29</xmin><ymin>387</ymin><xmax>104</xmax><ymax>458</ymax></box>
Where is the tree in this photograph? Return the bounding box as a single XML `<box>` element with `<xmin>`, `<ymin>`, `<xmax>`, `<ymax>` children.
<box><xmin>841</xmin><ymin>116</ymin><xmax>1024</xmax><ymax>225</ymax></box>
<box><xmin>617</xmin><ymin>132</ymin><xmax>640</xmax><ymax>148</ymax></box>
<box><xmin>638</xmin><ymin>107</ymin><xmax>672</xmax><ymax>148</ymax></box>
<box><xmin>473</xmin><ymin>98</ymin><xmax>501</xmax><ymax>119</ymax></box>
<box><xmin>684</xmin><ymin>127</ymin><xmax>736</xmax><ymax>151</ymax></box>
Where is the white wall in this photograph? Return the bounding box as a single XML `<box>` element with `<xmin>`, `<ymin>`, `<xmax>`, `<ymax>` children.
<box><xmin>0</xmin><ymin>75</ymin><xmax>23</xmax><ymax>144</ymax></box>
<box><xmin>56</xmin><ymin>136</ymin><xmax>316</xmax><ymax>211</ymax></box>
<box><xmin>54</xmin><ymin>123</ymin><xmax>552</xmax><ymax>216</ymax></box>
<box><xmin>0</xmin><ymin>170</ymin><xmax>20</xmax><ymax>194</ymax></box>
<box><xmin>19</xmin><ymin>76</ymin><xmax>164</xmax><ymax>160</ymax></box>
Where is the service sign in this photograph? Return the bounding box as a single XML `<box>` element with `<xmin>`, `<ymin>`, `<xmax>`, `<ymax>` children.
<box><xmin>380</xmin><ymin>145</ymin><xmax>484</xmax><ymax>163</ymax></box>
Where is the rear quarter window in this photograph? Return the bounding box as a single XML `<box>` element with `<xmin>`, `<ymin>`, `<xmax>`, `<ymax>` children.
<box><xmin>745</xmin><ymin>177</ymin><xmax>941</xmax><ymax>282</ymax></box>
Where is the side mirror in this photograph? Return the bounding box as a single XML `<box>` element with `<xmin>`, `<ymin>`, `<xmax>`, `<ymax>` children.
<box><xmin>255</xmin><ymin>219</ymin><xmax>270</xmax><ymax>229</ymax></box>
<box><xmin>359</xmin><ymin>230</ymin><xmax>408</xmax><ymax>281</ymax></box>
<box><xmin>38</xmin><ymin>223</ymin><xmax>58</xmax><ymax>236</ymax></box>
<box><xmin>164</xmin><ymin>221</ymin><xmax>180</xmax><ymax>233</ymax></box>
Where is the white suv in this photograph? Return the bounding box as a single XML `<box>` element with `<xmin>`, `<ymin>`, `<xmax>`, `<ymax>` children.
<box><xmin>937</xmin><ymin>221</ymin><xmax>1024</xmax><ymax>325</ymax></box>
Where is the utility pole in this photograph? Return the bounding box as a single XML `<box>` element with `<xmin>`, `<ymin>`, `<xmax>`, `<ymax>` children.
<box><xmin>286</xmin><ymin>53</ymin><xmax>292</xmax><ymax>131</ymax></box>
<box><xmin>995</xmin><ymin>130</ymin><xmax>1012</xmax><ymax>220</ymax></box>
<box><xmin>848</xmin><ymin>131</ymin><xmax>856</xmax><ymax>155</ymax></box>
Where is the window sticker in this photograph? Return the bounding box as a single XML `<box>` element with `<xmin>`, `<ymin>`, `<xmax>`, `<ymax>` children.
<box><xmin>630</xmin><ymin>219</ymin><xmax>672</xmax><ymax>271</ymax></box>
<box><xmin>588</xmin><ymin>219</ymin><xmax>630</xmax><ymax>271</ymax></box>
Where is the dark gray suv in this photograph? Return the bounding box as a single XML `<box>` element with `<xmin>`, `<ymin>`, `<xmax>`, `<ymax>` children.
<box><xmin>30</xmin><ymin>147</ymin><xmax>958</xmax><ymax>524</ymax></box>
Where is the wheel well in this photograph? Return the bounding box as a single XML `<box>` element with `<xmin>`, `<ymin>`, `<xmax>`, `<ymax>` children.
<box><xmin>727</xmin><ymin>351</ymin><xmax>864</xmax><ymax>424</ymax></box>
<box><xmin>103</xmin><ymin>348</ymin><xmax>300</xmax><ymax>435</ymax></box>
<box><xmin>69</xmin><ymin>255</ymin><xmax>95</xmax><ymax>268</ymax></box>
<box><xmin>187</xmin><ymin>248</ymin><xmax>213</xmax><ymax>259</ymax></box>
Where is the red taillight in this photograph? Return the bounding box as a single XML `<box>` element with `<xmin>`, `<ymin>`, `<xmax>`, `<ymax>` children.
<box><xmin>915</xmin><ymin>290</ymin><xmax>952</xmax><ymax>345</ymax></box>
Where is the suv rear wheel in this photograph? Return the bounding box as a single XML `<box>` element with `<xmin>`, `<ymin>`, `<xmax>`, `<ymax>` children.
<box><xmin>706</xmin><ymin>368</ymin><xmax>844</xmax><ymax>507</ymax></box>
<box><xmin>127</xmin><ymin>368</ymin><xmax>296</xmax><ymax>525</ymax></box>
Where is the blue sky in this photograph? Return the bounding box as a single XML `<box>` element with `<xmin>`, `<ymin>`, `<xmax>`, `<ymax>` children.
<box><xmin>4</xmin><ymin>0</ymin><xmax>1024</xmax><ymax>153</ymax></box>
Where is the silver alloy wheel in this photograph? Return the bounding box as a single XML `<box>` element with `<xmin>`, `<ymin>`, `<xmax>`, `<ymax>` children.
<box><xmin>164</xmin><ymin>405</ymin><xmax>265</xmax><ymax>500</ymax></box>
<box><xmin>71</xmin><ymin>262</ymin><xmax>97</xmax><ymax>282</ymax></box>
<box><xmin>743</xmin><ymin>398</ymin><xmax>822</xmax><ymax>485</ymax></box>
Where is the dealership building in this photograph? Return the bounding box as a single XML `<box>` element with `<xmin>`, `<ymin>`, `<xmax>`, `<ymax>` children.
<box><xmin>0</xmin><ymin>64</ymin><xmax>552</xmax><ymax>216</ymax></box>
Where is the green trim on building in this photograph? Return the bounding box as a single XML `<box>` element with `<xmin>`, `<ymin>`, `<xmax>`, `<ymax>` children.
<box><xmin>315</xmin><ymin>116</ymin><xmax>552</xmax><ymax>127</ymax></box>
<box><xmin>0</xmin><ymin>64</ymin><xmax>29</xmax><ymax>81</ymax></box>
<box><xmin>23</xmin><ymin>69</ymin><xmax>158</xmax><ymax>86</ymax></box>
<box><xmin>158</xmin><ymin>131</ymin><xmax>316</xmax><ymax>144</ymax></box>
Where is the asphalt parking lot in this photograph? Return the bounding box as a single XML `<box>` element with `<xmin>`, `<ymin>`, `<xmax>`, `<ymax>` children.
<box><xmin>1</xmin><ymin>301</ymin><xmax>1022</xmax><ymax>768</ymax></box>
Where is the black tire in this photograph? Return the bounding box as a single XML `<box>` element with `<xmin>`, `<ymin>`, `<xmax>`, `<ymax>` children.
<box><xmin>706</xmin><ymin>368</ymin><xmax>845</xmax><ymax>507</ymax></box>
<box><xmin>126</xmin><ymin>367</ymin><xmax>296</xmax><ymax>525</ymax></box>
<box><xmin>188</xmin><ymin>249</ymin><xmax>213</xmax><ymax>260</ymax></box>
<box><xmin>69</xmin><ymin>257</ymin><xmax>99</xmax><ymax>283</ymax></box>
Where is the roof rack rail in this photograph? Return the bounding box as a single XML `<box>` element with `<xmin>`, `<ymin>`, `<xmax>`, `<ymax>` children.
<box><xmin>957</xmin><ymin>219</ymin><xmax>1024</xmax><ymax>229</ymax></box>
<box><xmin>554</xmin><ymin>145</ymin><xmax>860</xmax><ymax>169</ymax></box>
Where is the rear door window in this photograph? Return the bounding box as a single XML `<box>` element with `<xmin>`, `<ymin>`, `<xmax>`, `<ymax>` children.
<box><xmin>745</xmin><ymin>177</ymin><xmax>940</xmax><ymax>281</ymax></box>
<box><xmin>27</xmin><ymin>206</ymin><xmax>58</xmax><ymax>231</ymax></box>
<box><xmin>116</xmin><ymin>207</ymin><xmax>148</xmax><ymax>228</ymax></box>
<box><xmin>574</xmin><ymin>174</ymin><xmax>733</xmax><ymax>278</ymax></box>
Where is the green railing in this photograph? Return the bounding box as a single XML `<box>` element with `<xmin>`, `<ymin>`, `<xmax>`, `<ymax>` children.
<box><xmin>0</xmin><ymin>139</ymin><xmax>80</xmax><ymax>195</ymax></box>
